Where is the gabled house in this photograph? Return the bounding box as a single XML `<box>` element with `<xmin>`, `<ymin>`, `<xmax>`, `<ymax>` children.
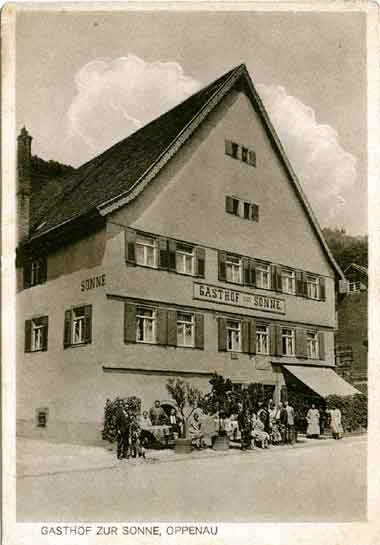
<box><xmin>16</xmin><ymin>64</ymin><xmax>359</xmax><ymax>444</ymax></box>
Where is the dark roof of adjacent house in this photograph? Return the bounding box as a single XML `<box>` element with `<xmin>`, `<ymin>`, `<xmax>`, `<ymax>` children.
<box><xmin>26</xmin><ymin>63</ymin><xmax>343</xmax><ymax>279</ymax></box>
<box><xmin>344</xmin><ymin>263</ymin><xmax>368</xmax><ymax>280</ymax></box>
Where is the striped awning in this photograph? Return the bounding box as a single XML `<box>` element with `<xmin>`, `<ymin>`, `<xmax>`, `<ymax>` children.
<box><xmin>283</xmin><ymin>365</ymin><xmax>362</xmax><ymax>397</ymax></box>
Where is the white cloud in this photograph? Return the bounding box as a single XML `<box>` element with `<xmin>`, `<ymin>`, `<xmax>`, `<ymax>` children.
<box><xmin>64</xmin><ymin>54</ymin><xmax>201</xmax><ymax>164</ymax></box>
<box><xmin>256</xmin><ymin>84</ymin><xmax>357</xmax><ymax>225</ymax></box>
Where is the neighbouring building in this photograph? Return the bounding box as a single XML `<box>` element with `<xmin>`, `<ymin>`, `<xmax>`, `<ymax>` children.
<box><xmin>335</xmin><ymin>264</ymin><xmax>368</xmax><ymax>394</ymax></box>
<box><xmin>16</xmin><ymin>64</ymin><xmax>360</xmax><ymax>445</ymax></box>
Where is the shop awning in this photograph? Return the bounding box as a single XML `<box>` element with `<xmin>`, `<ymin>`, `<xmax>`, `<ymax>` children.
<box><xmin>283</xmin><ymin>365</ymin><xmax>362</xmax><ymax>398</ymax></box>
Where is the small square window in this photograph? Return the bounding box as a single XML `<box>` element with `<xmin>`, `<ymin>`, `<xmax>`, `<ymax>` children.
<box><xmin>36</xmin><ymin>408</ymin><xmax>48</xmax><ymax>428</ymax></box>
<box><xmin>243</xmin><ymin>202</ymin><xmax>251</xmax><ymax>219</ymax></box>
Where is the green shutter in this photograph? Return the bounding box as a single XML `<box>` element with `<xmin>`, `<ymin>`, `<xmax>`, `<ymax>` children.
<box><xmin>42</xmin><ymin>316</ymin><xmax>49</xmax><ymax>351</ymax></box>
<box><xmin>157</xmin><ymin>308</ymin><xmax>168</xmax><ymax>345</ymax></box>
<box><xmin>243</xmin><ymin>257</ymin><xmax>251</xmax><ymax>285</ymax></box>
<box><xmin>124</xmin><ymin>229</ymin><xmax>136</xmax><ymax>264</ymax></box>
<box><xmin>63</xmin><ymin>310</ymin><xmax>72</xmax><ymax>348</ymax></box>
<box><xmin>251</xmin><ymin>203</ymin><xmax>259</xmax><ymax>222</ymax></box>
<box><xmin>158</xmin><ymin>238</ymin><xmax>168</xmax><ymax>269</ymax></box>
<box><xmin>124</xmin><ymin>303</ymin><xmax>137</xmax><ymax>343</ymax></box>
<box><xmin>276</xmin><ymin>325</ymin><xmax>283</xmax><ymax>356</ymax></box>
<box><xmin>296</xmin><ymin>271</ymin><xmax>303</xmax><ymax>296</ymax></box>
<box><xmin>250</xmin><ymin>260</ymin><xmax>256</xmax><ymax>286</ymax></box>
<box><xmin>25</xmin><ymin>320</ymin><xmax>32</xmax><ymax>352</ymax></box>
<box><xmin>270</xmin><ymin>265</ymin><xmax>277</xmax><ymax>291</ymax></box>
<box><xmin>318</xmin><ymin>332</ymin><xmax>325</xmax><ymax>360</ymax></box>
<box><xmin>195</xmin><ymin>247</ymin><xmax>205</xmax><ymax>278</ymax></box>
<box><xmin>249</xmin><ymin>319</ymin><xmax>256</xmax><ymax>355</ymax></box>
<box><xmin>218</xmin><ymin>252</ymin><xmax>227</xmax><ymax>281</ymax></box>
<box><xmin>242</xmin><ymin>321</ymin><xmax>250</xmax><ymax>353</ymax></box>
<box><xmin>225</xmin><ymin>196</ymin><xmax>234</xmax><ymax>213</ymax></box>
<box><xmin>319</xmin><ymin>277</ymin><xmax>326</xmax><ymax>301</ymax></box>
<box><xmin>194</xmin><ymin>314</ymin><xmax>204</xmax><ymax>349</ymax></box>
<box><xmin>295</xmin><ymin>328</ymin><xmax>307</xmax><ymax>358</ymax></box>
<box><xmin>218</xmin><ymin>317</ymin><xmax>227</xmax><ymax>351</ymax></box>
<box><xmin>276</xmin><ymin>267</ymin><xmax>283</xmax><ymax>292</ymax></box>
<box><xmin>269</xmin><ymin>324</ymin><xmax>277</xmax><ymax>355</ymax></box>
<box><xmin>225</xmin><ymin>140</ymin><xmax>233</xmax><ymax>156</ymax></box>
<box><xmin>167</xmin><ymin>310</ymin><xmax>177</xmax><ymax>346</ymax></box>
<box><xmin>168</xmin><ymin>239</ymin><xmax>177</xmax><ymax>272</ymax></box>
<box><xmin>302</xmin><ymin>272</ymin><xmax>308</xmax><ymax>297</ymax></box>
<box><xmin>84</xmin><ymin>305</ymin><xmax>92</xmax><ymax>344</ymax></box>
<box><xmin>248</xmin><ymin>150</ymin><xmax>256</xmax><ymax>167</ymax></box>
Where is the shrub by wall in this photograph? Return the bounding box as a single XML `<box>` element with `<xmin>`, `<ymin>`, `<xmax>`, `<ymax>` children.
<box><xmin>102</xmin><ymin>396</ymin><xmax>142</xmax><ymax>442</ymax></box>
<box><xmin>325</xmin><ymin>394</ymin><xmax>367</xmax><ymax>432</ymax></box>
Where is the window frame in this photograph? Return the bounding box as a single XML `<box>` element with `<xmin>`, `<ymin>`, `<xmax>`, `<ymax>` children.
<box><xmin>307</xmin><ymin>331</ymin><xmax>319</xmax><ymax>359</ymax></box>
<box><xmin>256</xmin><ymin>324</ymin><xmax>269</xmax><ymax>355</ymax></box>
<box><xmin>226</xmin><ymin>254</ymin><xmax>243</xmax><ymax>284</ymax></box>
<box><xmin>135</xmin><ymin>234</ymin><xmax>158</xmax><ymax>268</ymax></box>
<box><xmin>226</xmin><ymin>319</ymin><xmax>241</xmax><ymax>352</ymax></box>
<box><xmin>282</xmin><ymin>327</ymin><xmax>295</xmax><ymax>356</ymax></box>
<box><xmin>72</xmin><ymin>306</ymin><xmax>86</xmax><ymax>345</ymax></box>
<box><xmin>348</xmin><ymin>281</ymin><xmax>361</xmax><ymax>293</ymax></box>
<box><xmin>256</xmin><ymin>262</ymin><xmax>271</xmax><ymax>290</ymax></box>
<box><xmin>281</xmin><ymin>269</ymin><xmax>296</xmax><ymax>294</ymax></box>
<box><xmin>136</xmin><ymin>306</ymin><xmax>157</xmax><ymax>344</ymax></box>
<box><xmin>175</xmin><ymin>243</ymin><xmax>195</xmax><ymax>276</ymax></box>
<box><xmin>306</xmin><ymin>275</ymin><xmax>320</xmax><ymax>299</ymax></box>
<box><xmin>176</xmin><ymin>312</ymin><xmax>195</xmax><ymax>347</ymax></box>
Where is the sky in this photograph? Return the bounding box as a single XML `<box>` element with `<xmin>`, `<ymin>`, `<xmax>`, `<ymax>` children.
<box><xmin>16</xmin><ymin>9</ymin><xmax>367</xmax><ymax>235</ymax></box>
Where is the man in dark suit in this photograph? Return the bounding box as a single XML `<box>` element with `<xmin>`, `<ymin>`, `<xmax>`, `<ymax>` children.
<box><xmin>115</xmin><ymin>405</ymin><xmax>130</xmax><ymax>459</ymax></box>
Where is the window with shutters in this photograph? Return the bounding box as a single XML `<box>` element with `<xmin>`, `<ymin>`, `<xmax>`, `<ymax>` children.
<box><xmin>307</xmin><ymin>331</ymin><xmax>319</xmax><ymax>359</ymax></box>
<box><xmin>306</xmin><ymin>275</ymin><xmax>319</xmax><ymax>299</ymax></box>
<box><xmin>25</xmin><ymin>316</ymin><xmax>48</xmax><ymax>352</ymax></box>
<box><xmin>282</xmin><ymin>328</ymin><xmax>295</xmax><ymax>356</ymax></box>
<box><xmin>24</xmin><ymin>257</ymin><xmax>47</xmax><ymax>288</ymax></box>
<box><xmin>348</xmin><ymin>281</ymin><xmax>361</xmax><ymax>293</ymax></box>
<box><xmin>135</xmin><ymin>235</ymin><xmax>157</xmax><ymax>268</ymax></box>
<box><xmin>256</xmin><ymin>263</ymin><xmax>271</xmax><ymax>289</ymax></box>
<box><xmin>176</xmin><ymin>243</ymin><xmax>194</xmax><ymax>275</ymax></box>
<box><xmin>281</xmin><ymin>269</ymin><xmax>296</xmax><ymax>294</ymax></box>
<box><xmin>226</xmin><ymin>254</ymin><xmax>242</xmax><ymax>284</ymax></box>
<box><xmin>72</xmin><ymin>306</ymin><xmax>85</xmax><ymax>344</ymax></box>
<box><xmin>226</xmin><ymin>320</ymin><xmax>241</xmax><ymax>352</ymax></box>
<box><xmin>176</xmin><ymin>312</ymin><xmax>194</xmax><ymax>347</ymax></box>
<box><xmin>256</xmin><ymin>325</ymin><xmax>269</xmax><ymax>355</ymax></box>
<box><xmin>136</xmin><ymin>307</ymin><xmax>156</xmax><ymax>343</ymax></box>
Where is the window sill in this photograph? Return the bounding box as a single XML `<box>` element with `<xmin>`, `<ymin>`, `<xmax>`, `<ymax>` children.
<box><xmin>64</xmin><ymin>342</ymin><xmax>90</xmax><ymax>349</ymax></box>
<box><xmin>26</xmin><ymin>348</ymin><xmax>47</xmax><ymax>353</ymax></box>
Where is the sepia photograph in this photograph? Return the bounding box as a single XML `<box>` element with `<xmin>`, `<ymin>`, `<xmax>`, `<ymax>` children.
<box><xmin>2</xmin><ymin>1</ymin><xmax>378</xmax><ymax>542</ymax></box>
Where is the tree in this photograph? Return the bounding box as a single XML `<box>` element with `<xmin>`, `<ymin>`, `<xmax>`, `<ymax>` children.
<box><xmin>165</xmin><ymin>378</ymin><xmax>204</xmax><ymax>438</ymax></box>
<box><xmin>322</xmin><ymin>227</ymin><xmax>368</xmax><ymax>272</ymax></box>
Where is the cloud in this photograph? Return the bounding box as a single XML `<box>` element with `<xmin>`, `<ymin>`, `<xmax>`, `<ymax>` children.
<box><xmin>256</xmin><ymin>84</ymin><xmax>357</xmax><ymax>225</ymax></box>
<box><xmin>64</xmin><ymin>54</ymin><xmax>201</xmax><ymax>164</ymax></box>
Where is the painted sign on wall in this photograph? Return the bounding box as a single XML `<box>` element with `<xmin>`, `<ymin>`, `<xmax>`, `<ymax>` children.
<box><xmin>193</xmin><ymin>282</ymin><xmax>285</xmax><ymax>314</ymax></box>
<box><xmin>81</xmin><ymin>273</ymin><xmax>106</xmax><ymax>291</ymax></box>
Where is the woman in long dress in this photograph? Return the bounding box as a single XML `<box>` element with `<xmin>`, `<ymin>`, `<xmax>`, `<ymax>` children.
<box><xmin>328</xmin><ymin>406</ymin><xmax>344</xmax><ymax>439</ymax></box>
<box><xmin>306</xmin><ymin>404</ymin><xmax>320</xmax><ymax>438</ymax></box>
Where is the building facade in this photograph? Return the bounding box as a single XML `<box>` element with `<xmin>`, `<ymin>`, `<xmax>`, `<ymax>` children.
<box><xmin>336</xmin><ymin>264</ymin><xmax>368</xmax><ymax>393</ymax></box>
<box><xmin>16</xmin><ymin>64</ymin><xmax>357</xmax><ymax>445</ymax></box>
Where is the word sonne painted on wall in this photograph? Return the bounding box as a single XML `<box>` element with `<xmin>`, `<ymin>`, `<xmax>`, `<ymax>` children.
<box><xmin>80</xmin><ymin>274</ymin><xmax>106</xmax><ymax>291</ymax></box>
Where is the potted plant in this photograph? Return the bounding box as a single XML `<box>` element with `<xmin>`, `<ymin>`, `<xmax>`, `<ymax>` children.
<box><xmin>208</xmin><ymin>373</ymin><xmax>233</xmax><ymax>451</ymax></box>
<box><xmin>166</xmin><ymin>378</ymin><xmax>204</xmax><ymax>453</ymax></box>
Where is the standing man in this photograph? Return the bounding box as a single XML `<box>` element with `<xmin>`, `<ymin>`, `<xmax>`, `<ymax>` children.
<box><xmin>284</xmin><ymin>400</ymin><xmax>295</xmax><ymax>444</ymax></box>
<box><xmin>115</xmin><ymin>404</ymin><xmax>130</xmax><ymax>460</ymax></box>
<box><xmin>149</xmin><ymin>400</ymin><xmax>168</xmax><ymax>426</ymax></box>
<box><xmin>278</xmin><ymin>402</ymin><xmax>288</xmax><ymax>444</ymax></box>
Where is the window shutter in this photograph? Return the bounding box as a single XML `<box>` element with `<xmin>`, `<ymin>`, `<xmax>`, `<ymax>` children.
<box><xmin>124</xmin><ymin>229</ymin><xmax>136</xmax><ymax>264</ymax></box>
<box><xmin>25</xmin><ymin>320</ymin><xmax>32</xmax><ymax>352</ymax></box>
<box><xmin>84</xmin><ymin>305</ymin><xmax>92</xmax><ymax>344</ymax></box>
<box><xmin>194</xmin><ymin>314</ymin><xmax>204</xmax><ymax>349</ymax></box>
<box><xmin>158</xmin><ymin>238</ymin><xmax>168</xmax><ymax>269</ymax></box>
<box><xmin>296</xmin><ymin>271</ymin><xmax>304</xmax><ymax>296</ymax></box>
<box><xmin>124</xmin><ymin>303</ymin><xmax>137</xmax><ymax>343</ymax></box>
<box><xmin>270</xmin><ymin>265</ymin><xmax>277</xmax><ymax>291</ymax></box>
<box><xmin>225</xmin><ymin>196</ymin><xmax>234</xmax><ymax>214</ymax></box>
<box><xmin>23</xmin><ymin>261</ymin><xmax>31</xmax><ymax>289</ymax></box>
<box><xmin>40</xmin><ymin>257</ymin><xmax>47</xmax><ymax>283</ymax></box>
<box><xmin>276</xmin><ymin>267</ymin><xmax>282</xmax><ymax>292</ymax></box>
<box><xmin>243</xmin><ymin>257</ymin><xmax>251</xmax><ymax>285</ymax></box>
<box><xmin>195</xmin><ymin>247</ymin><xmax>205</xmax><ymax>278</ymax></box>
<box><xmin>295</xmin><ymin>328</ymin><xmax>307</xmax><ymax>358</ymax></box>
<box><xmin>242</xmin><ymin>320</ymin><xmax>250</xmax><ymax>353</ymax></box>
<box><xmin>64</xmin><ymin>310</ymin><xmax>72</xmax><ymax>348</ymax></box>
<box><xmin>318</xmin><ymin>332</ymin><xmax>325</xmax><ymax>360</ymax></box>
<box><xmin>218</xmin><ymin>317</ymin><xmax>227</xmax><ymax>351</ymax></box>
<box><xmin>157</xmin><ymin>308</ymin><xmax>168</xmax><ymax>345</ymax></box>
<box><xmin>225</xmin><ymin>140</ymin><xmax>233</xmax><ymax>156</ymax></box>
<box><xmin>168</xmin><ymin>240</ymin><xmax>177</xmax><ymax>272</ymax></box>
<box><xmin>167</xmin><ymin>310</ymin><xmax>177</xmax><ymax>346</ymax></box>
<box><xmin>319</xmin><ymin>277</ymin><xmax>326</xmax><ymax>301</ymax></box>
<box><xmin>218</xmin><ymin>252</ymin><xmax>227</xmax><ymax>282</ymax></box>
<box><xmin>249</xmin><ymin>319</ymin><xmax>256</xmax><ymax>355</ymax></box>
<box><xmin>248</xmin><ymin>150</ymin><xmax>256</xmax><ymax>167</ymax></box>
<box><xmin>276</xmin><ymin>325</ymin><xmax>283</xmax><ymax>356</ymax></box>
<box><xmin>302</xmin><ymin>272</ymin><xmax>308</xmax><ymax>297</ymax></box>
<box><xmin>42</xmin><ymin>316</ymin><xmax>49</xmax><ymax>351</ymax></box>
<box><xmin>249</xmin><ymin>260</ymin><xmax>256</xmax><ymax>286</ymax></box>
<box><xmin>269</xmin><ymin>324</ymin><xmax>277</xmax><ymax>355</ymax></box>
<box><xmin>251</xmin><ymin>203</ymin><xmax>259</xmax><ymax>222</ymax></box>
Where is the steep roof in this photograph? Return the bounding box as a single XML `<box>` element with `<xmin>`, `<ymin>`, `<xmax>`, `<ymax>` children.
<box><xmin>27</xmin><ymin>63</ymin><xmax>343</xmax><ymax>279</ymax></box>
<box><xmin>344</xmin><ymin>263</ymin><xmax>368</xmax><ymax>282</ymax></box>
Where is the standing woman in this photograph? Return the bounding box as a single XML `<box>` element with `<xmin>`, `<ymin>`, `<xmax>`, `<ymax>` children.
<box><xmin>329</xmin><ymin>405</ymin><xmax>344</xmax><ymax>440</ymax></box>
<box><xmin>306</xmin><ymin>404</ymin><xmax>320</xmax><ymax>438</ymax></box>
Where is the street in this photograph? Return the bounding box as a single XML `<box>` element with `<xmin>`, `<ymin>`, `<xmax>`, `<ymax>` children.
<box><xmin>17</xmin><ymin>436</ymin><xmax>366</xmax><ymax>522</ymax></box>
